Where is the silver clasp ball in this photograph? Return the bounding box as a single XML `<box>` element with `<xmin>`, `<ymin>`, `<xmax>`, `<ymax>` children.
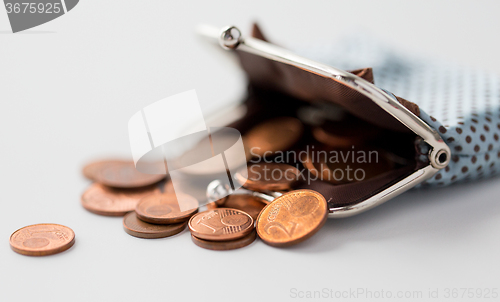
<box><xmin>219</xmin><ymin>26</ymin><xmax>242</xmax><ymax>50</ymax></box>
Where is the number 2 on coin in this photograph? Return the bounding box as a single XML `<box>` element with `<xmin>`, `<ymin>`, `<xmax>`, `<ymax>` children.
<box><xmin>264</xmin><ymin>221</ymin><xmax>297</xmax><ymax>237</ymax></box>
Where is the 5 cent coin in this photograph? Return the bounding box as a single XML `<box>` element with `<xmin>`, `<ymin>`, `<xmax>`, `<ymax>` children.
<box><xmin>256</xmin><ymin>190</ymin><xmax>327</xmax><ymax>247</ymax></box>
<box><xmin>10</xmin><ymin>224</ymin><xmax>75</xmax><ymax>256</ymax></box>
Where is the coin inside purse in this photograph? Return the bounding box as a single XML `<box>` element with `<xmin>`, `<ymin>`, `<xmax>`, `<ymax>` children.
<box><xmin>224</xmin><ymin>25</ymin><xmax>428</xmax><ymax>212</ymax></box>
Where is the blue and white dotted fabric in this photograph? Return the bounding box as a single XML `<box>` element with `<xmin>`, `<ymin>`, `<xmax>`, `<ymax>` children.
<box><xmin>294</xmin><ymin>35</ymin><xmax>500</xmax><ymax>187</ymax></box>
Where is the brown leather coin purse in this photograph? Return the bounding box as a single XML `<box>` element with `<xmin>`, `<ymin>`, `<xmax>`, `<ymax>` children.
<box><xmin>200</xmin><ymin>24</ymin><xmax>451</xmax><ymax>218</ymax></box>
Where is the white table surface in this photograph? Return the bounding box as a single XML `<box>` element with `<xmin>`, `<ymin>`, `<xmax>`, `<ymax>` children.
<box><xmin>1</xmin><ymin>1</ymin><xmax>499</xmax><ymax>301</ymax></box>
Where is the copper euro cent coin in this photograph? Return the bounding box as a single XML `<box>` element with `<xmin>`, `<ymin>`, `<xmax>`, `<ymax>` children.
<box><xmin>188</xmin><ymin>208</ymin><xmax>254</xmax><ymax>241</ymax></box>
<box><xmin>302</xmin><ymin>146</ymin><xmax>394</xmax><ymax>184</ymax></box>
<box><xmin>123</xmin><ymin>212</ymin><xmax>187</xmax><ymax>239</ymax></box>
<box><xmin>81</xmin><ymin>183</ymin><xmax>160</xmax><ymax>216</ymax></box>
<box><xmin>135</xmin><ymin>193</ymin><xmax>199</xmax><ymax>224</ymax></box>
<box><xmin>222</xmin><ymin>195</ymin><xmax>266</xmax><ymax>221</ymax></box>
<box><xmin>236</xmin><ymin>163</ymin><xmax>300</xmax><ymax>191</ymax></box>
<box><xmin>92</xmin><ymin>161</ymin><xmax>165</xmax><ymax>188</ymax></box>
<box><xmin>244</xmin><ymin>117</ymin><xmax>303</xmax><ymax>158</ymax></box>
<box><xmin>82</xmin><ymin>159</ymin><xmax>126</xmax><ymax>181</ymax></box>
<box><xmin>312</xmin><ymin>117</ymin><xmax>381</xmax><ymax>148</ymax></box>
<box><xmin>191</xmin><ymin>230</ymin><xmax>257</xmax><ymax>251</ymax></box>
<box><xmin>256</xmin><ymin>189</ymin><xmax>328</xmax><ymax>247</ymax></box>
<box><xmin>10</xmin><ymin>224</ymin><xmax>75</xmax><ymax>256</ymax></box>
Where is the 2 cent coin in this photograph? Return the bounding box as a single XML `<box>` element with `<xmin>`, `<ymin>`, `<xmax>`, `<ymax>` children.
<box><xmin>10</xmin><ymin>224</ymin><xmax>75</xmax><ymax>256</ymax></box>
<box><xmin>256</xmin><ymin>189</ymin><xmax>327</xmax><ymax>247</ymax></box>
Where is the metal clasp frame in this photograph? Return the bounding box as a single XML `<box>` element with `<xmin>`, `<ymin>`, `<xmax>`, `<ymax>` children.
<box><xmin>199</xmin><ymin>25</ymin><xmax>451</xmax><ymax>218</ymax></box>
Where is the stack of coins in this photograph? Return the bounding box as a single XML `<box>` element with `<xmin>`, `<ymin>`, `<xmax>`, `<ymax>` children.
<box><xmin>200</xmin><ymin>190</ymin><xmax>328</xmax><ymax>249</ymax></box>
<box><xmin>80</xmin><ymin>157</ymin><xmax>330</xmax><ymax>250</ymax></box>
<box><xmin>196</xmin><ymin>162</ymin><xmax>329</xmax><ymax>250</ymax></box>
<box><xmin>10</xmin><ymin>112</ymin><xmax>409</xmax><ymax>256</ymax></box>
<box><xmin>9</xmin><ymin>159</ymin><xmax>328</xmax><ymax>255</ymax></box>
<box><xmin>80</xmin><ymin>160</ymin><xmax>167</xmax><ymax>216</ymax></box>
<box><xmin>82</xmin><ymin>160</ymin><xmax>202</xmax><ymax>240</ymax></box>
<box><xmin>123</xmin><ymin>193</ymin><xmax>199</xmax><ymax>239</ymax></box>
<box><xmin>188</xmin><ymin>208</ymin><xmax>257</xmax><ymax>250</ymax></box>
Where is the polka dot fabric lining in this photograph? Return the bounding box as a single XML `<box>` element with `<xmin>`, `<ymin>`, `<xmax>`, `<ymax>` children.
<box><xmin>295</xmin><ymin>35</ymin><xmax>500</xmax><ymax>186</ymax></box>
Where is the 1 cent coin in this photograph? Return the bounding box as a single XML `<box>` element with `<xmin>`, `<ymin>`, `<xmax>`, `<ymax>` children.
<box><xmin>81</xmin><ymin>183</ymin><xmax>160</xmax><ymax>216</ymax></box>
<box><xmin>123</xmin><ymin>212</ymin><xmax>187</xmax><ymax>239</ymax></box>
<box><xmin>256</xmin><ymin>190</ymin><xmax>327</xmax><ymax>247</ymax></box>
<box><xmin>191</xmin><ymin>230</ymin><xmax>257</xmax><ymax>251</ymax></box>
<box><xmin>188</xmin><ymin>208</ymin><xmax>254</xmax><ymax>241</ymax></box>
<box><xmin>93</xmin><ymin>161</ymin><xmax>166</xmax><ymax>188</ymax></box>
<box><xmin>236</xmin><ymin>163</ymin><xmax>300</xmax><ymax>191</ymax></box>
<box><xmin>10</xmin><ymin>224</ymin><xmax>75</xmax><ymax>256</ymax></box>
<box><xmin>135</xmin><ymin>193</ymin><xmax>199</xmax><ymax>224</ymax></box>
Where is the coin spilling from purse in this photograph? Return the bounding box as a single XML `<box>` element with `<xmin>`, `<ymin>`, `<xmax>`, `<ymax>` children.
<box><xmin>9</xmin><ymin>107</ymin><xmax>406</xmax><ymax>256</ymax></box>
<box><xmin>9</xmin><ymin>24</ymin><xmax>452</xmax><ymax>255</ymax></box>
<box><xmin>74</xmin><ymin>113</ymin><xmax>381</xmax><ymax>251</ymax></box>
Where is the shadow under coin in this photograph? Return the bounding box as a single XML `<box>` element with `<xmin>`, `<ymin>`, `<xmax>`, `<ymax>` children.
<box><xmin>285</xmin><ymin>176</ymin><xmax>500</xmax><ymax>253</ymax></box>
